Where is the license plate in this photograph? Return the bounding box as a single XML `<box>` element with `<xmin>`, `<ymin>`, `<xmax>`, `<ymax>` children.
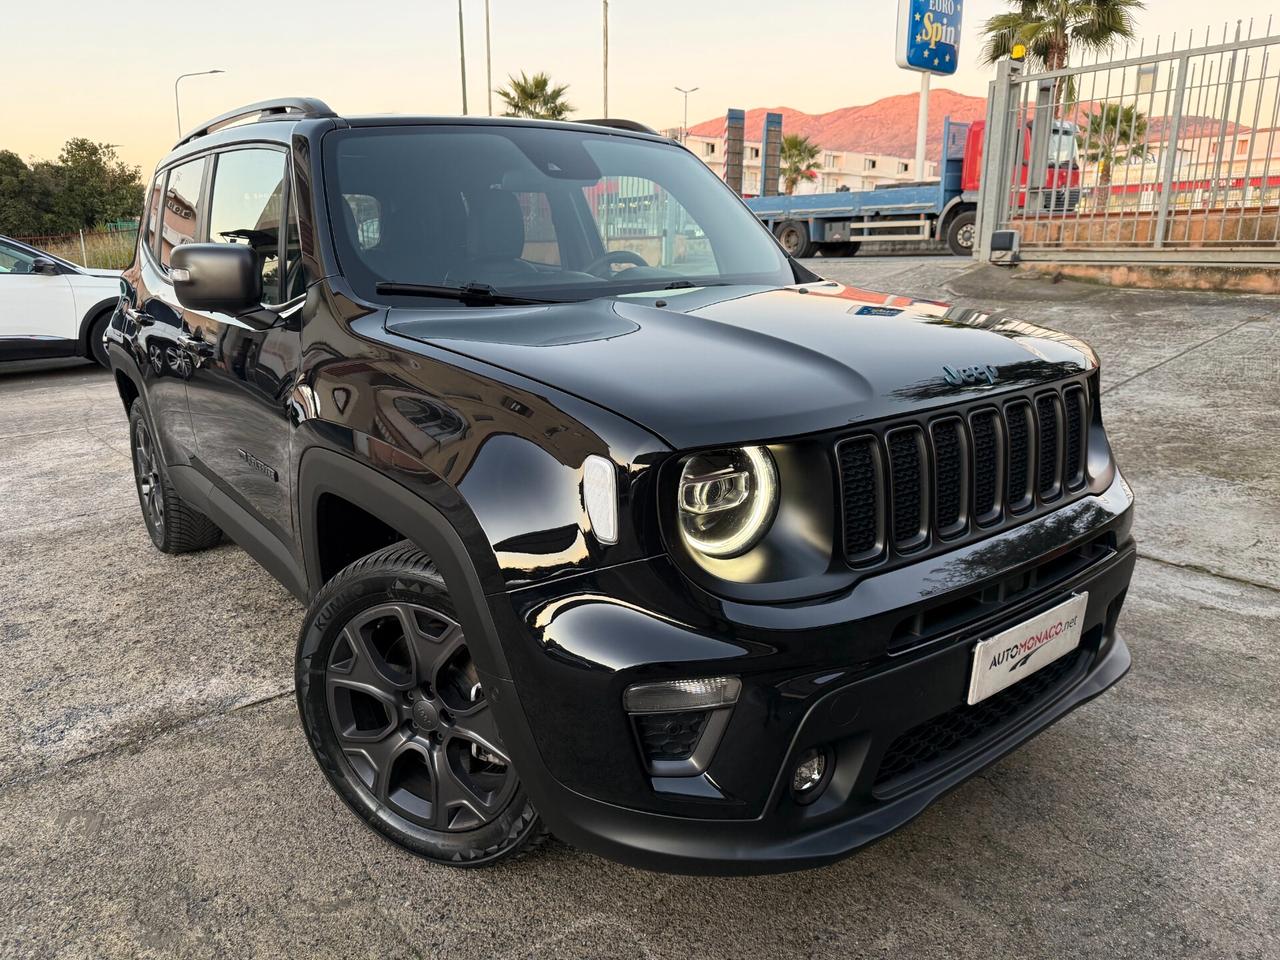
<box><xmin>966</xmin><ymin>593</ymin><xmax>1088</xmax><ymax>705</ymax></box>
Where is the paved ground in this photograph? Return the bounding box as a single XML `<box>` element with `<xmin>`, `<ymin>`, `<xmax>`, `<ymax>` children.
<box><xmin>0</xmin><ymin>258</ymin><xmax>1277</xmax><ymax>959</ymax></box>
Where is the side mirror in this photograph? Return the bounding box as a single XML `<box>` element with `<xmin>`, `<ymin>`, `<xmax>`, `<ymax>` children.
<box><xmin>31</xmin><ymin>256</ymin><xmax>60</xmax><ymax>276</ymax></box>
<box><xmin>170</xmin><ymin>244</ymin><xmax>261</xmax><ymax>313</ymax></box>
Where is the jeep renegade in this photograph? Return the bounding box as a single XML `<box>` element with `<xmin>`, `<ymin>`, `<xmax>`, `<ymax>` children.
<box><xmin>107</xmin><ymin>98</ymin><xmax>1136</xmax><ymax>874</ymax></box>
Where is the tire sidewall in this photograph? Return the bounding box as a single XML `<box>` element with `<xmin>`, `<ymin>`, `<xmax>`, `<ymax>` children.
<box><xmin>296</xmin><ymin>559</ymin><xmax>540</xmax><ymax>866</ymax></box>
<box><xmin>89</xmin><ymin>312</ymin><xmax>111</xmax><ymax>368</ymax></box>
<box><xmin>947</xmin><ymin>211</ymin><xmax>977</xmax><ymax>257</ymax></box>
<box><xmin>127</xmin><ymin>401</ymin><xmax>166</xmax><ymax>550</ymax></box>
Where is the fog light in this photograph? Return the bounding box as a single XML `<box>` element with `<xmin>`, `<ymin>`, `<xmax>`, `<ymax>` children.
<box><xmin>792</xmin><ymin>747</ymin><xmax>828</xmax><ymax>802</ymax></box>
<box><xmin>623</xmin><ymin>676</ymin><xmax>741</xmax><ymax>714</ymax></box>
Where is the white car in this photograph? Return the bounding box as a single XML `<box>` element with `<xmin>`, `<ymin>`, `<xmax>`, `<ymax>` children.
<box><xmin>0</xmin><ymin>235</ymin><xmax>122</xmax><ymax>367</ymax></box>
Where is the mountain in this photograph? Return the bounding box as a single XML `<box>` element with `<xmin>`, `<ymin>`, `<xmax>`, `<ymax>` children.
<box><xmin>686</xmin><ymin>89</ymin><xmax>989</xmax><ymax>159</ymax></box>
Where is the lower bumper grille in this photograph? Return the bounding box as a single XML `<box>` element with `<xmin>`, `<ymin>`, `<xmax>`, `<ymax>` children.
<box><xmin>873</xmin><ymin>648</ymin><xmax>1087</xmax><ymax>794</ymax></box>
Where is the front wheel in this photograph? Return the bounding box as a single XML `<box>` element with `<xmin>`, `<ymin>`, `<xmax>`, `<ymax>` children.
<box><xmin>88</xmin><ymin>310</ymin><xmax>111</xmax><ymax>368</ymax></box>
<box><xmin>296</xmin><ymin>543</ymin><xmax>546</xmax><ymax>867</ymax></box>
<box><xmin>945</xmin><ymin>210</ymin><xmax>977</xmax><ymax>257</ymax></box>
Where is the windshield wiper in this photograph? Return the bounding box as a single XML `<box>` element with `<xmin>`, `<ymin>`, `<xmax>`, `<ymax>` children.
<box><xmin>375</xmin><ymin>281</ymin><xmax>555</xmax><ymax>306</ymax></box>
<box><xmin>662</xmin><ymin>280</ymin><xmax>730</xmax><ymax>290</ymax></box>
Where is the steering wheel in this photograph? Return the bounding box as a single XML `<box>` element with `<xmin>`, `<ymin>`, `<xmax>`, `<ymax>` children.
<box><xmin>583</xmin><ymin>249</ymin><xmax>649</xmax><ymax>278</ymax></box>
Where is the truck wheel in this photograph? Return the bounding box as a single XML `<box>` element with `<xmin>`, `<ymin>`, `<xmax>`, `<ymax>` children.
<box><xmin>128</xmin><ymin>400</ymin><xmax>223</xmax><ymax>553</ymax></box>
<box><xmin>296</xmin><ymin>542</ymin><xmax>548</xmax><ymax>867</ymax></box>
<box><xmin>775</xmin><ymin>221</ymin><xmax>813</xmax><ymax>259</ymax></box>
<box><xmin>945</xmin><ymin>210</ymin><xmax>977</xmax><ymax>257</ymax></box>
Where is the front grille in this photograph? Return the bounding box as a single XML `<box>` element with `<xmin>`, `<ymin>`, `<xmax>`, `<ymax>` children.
<box><xmin>838</xmin><ymin>379</ymin><xmax>1091</xmax><ymax>568</ymax></box>
<box><xmin>635</xmin><ymin>711</ymin><xmax>708</xmax><ymax>762</ymax></box>
<box><xmin>873</xmin><ymin>648</ymin><xmax>1086</xmax><ymax>793</ymax></box>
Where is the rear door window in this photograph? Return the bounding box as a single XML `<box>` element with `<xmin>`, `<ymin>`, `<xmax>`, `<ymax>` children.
<box><xmin>159</xmin><ymin>156</ymin><xmax>208</xmax><ymax>269</ymax></box>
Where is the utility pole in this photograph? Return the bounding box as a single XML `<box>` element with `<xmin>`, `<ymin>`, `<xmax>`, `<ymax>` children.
<box><xmin>458</xmin><ymin>0</ymin><xmax>468</xmax><ymax>115</ymax></box>
<box><xmin>602</xmin><ymin>0</ymin><xmax>609</xmax><ymax>117</ymax></box>
<box><xmin>675</xmin><ymin>86</ymin><xmax>699</xmax><ymax>142</ymax></box>
<box><xmin>485</xmin><ymin>0</ymin><xmax>493</xmax><ymax>115</ymax></box>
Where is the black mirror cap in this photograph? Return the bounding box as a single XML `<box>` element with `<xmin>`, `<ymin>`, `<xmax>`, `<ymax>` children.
<box><xmin>170</xmin><ymin>244</ymin><xmax>261</xmax><ymax>312</ymax></box>
<box><xmin>31</xmin><ymin>256</ymin><xmax>60</xmax><ymax>276</ymax></box>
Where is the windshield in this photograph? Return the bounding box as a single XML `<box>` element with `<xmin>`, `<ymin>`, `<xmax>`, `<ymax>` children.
<box><xmin>323</xmin><ymin>124</ymin><xmax>794</xmax><ymax>302</ymax></box>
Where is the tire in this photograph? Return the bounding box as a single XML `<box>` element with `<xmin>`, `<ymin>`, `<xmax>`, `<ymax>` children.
<box><xmin>822</xmin><ymin>242</ymin><xmax>861</xmax><ymax>258</ymax></box>
<box><xmin>128</xmin><ymin>400</ymin><xmax>223</xmax><ymax>553</ymax></box>
<box><xmin>774</xmin><ymin>221</ymin><xmax>814</xmax><ymax>259</ymax></box>
<box><xmin>296</xmin><ymin>542</ymin><xmax>547</xmax><ymax>867</ymax></box>
<box><xmin>945</xmin><ymin>210</ymin><xmax>977</xmax><ymax>257</ymax></box>
<box><xmin>88</xmin><ymin>310</ymin><xmax>111</xmax><ymax>368</ymax></box>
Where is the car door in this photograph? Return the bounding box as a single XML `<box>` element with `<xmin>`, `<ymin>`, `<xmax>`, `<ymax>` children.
<box><xmin>133</xmin><ymin>156</ymin><xmax>208</xmax><ymax>464</ymax></box>
<box><xmin>181</xmin><ymin>146</ymin><xmax>301</xmax><ymax>544</ymax></box>
<box><xmin>0</xmin><ymin>238</ymin><xmax>78</xmax><ymax>356</ymax></box>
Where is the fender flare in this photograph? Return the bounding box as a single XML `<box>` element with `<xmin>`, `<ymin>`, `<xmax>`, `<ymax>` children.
<box><xmin>77</xmin><ymin>295</ymin><xmax>120</xmax><ymax>357</ymax></box>
<box><xmin>296</xmin><ymin>446</ymin><xmax>515</xmax><ymax>682</ymax></box>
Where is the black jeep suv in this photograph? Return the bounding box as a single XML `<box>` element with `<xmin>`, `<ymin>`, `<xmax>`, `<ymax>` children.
<box><xmin>107</xmin><ymin>98</ymin><xmax>1135</xmax><ymax>874</ymax></box>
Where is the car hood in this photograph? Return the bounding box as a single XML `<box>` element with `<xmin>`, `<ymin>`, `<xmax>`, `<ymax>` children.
<box><xmin>385</xmin><ymin>282</ymin><xmax>1097</xmax><ymax>449</ymax></box>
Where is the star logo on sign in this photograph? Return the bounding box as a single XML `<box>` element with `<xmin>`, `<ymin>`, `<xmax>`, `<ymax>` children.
<box><xmin>915</xmin><ymin>11</ymin><xmax>921</xmax><ymax>19</ymax></box>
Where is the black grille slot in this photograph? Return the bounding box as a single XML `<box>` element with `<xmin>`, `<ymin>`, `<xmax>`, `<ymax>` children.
<box><xmin>635</xmin><ymin>711</ymin><xmax>708</xmax><ymax>762</ymax></box>
<box><xmin>930</xmin><ymin>418</ymin><xmax>966</xmax><ymax>538</ymax></box>
<box><xmin>1005</xmin><ymin>401</ymin><xmax>1034</xmax><ymax>513</ymax></box>
<box><xmin>874</xmin><ymin>649</ymin><xmax>1086</xmax><ymax>793</ymax></box>
<box><xmin>1063</xmin><ymin>386</ymin><xmax>1087</xmax><ymax>489</ymax></box>
<box><xmin>836</xmin><ymin>379</ymin><xmax>1093</xmax><ymax>570</ymax></box>
<box><xmin>1036</xmin><ymin>393</ymin><xmax>1062</xmax><ymax>501</ymax></box>
<box><xmin>887</xmin><ymin>428</ymin><xmax>927</xmax><ymax>549</ymax></box>
<box><xmin>970</xmin><ymin>410</ymin><xmax>1001</xmax><ymax>525</ymax></box>
<box><xmin>838</xmin><ymin>437</ymin><xmax>883</xmax><ymax>562</ymax></box>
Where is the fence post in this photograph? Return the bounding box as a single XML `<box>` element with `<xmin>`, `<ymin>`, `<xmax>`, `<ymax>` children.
<box><xmin>79</xmin><ymin>229</ymin><xmax>87</xmax><ymax>266</ymax></box>
<box><xmin>1154</xmin><ymin>55</ymin><xmax>1190</xmax><ymax>250</ymax></box>
<box><xmin>977</xmin><ymin>59</ymin><xmax>1019</xmax><ymax>261</ymax></box>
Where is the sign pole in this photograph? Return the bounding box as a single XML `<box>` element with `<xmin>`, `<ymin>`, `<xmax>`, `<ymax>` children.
<box><xmin>915</xmin><ymin>71</ymin><xmax>930</xmax><ymax>178</ymax></box>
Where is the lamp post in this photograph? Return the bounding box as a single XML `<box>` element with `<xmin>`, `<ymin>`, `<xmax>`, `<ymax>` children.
<box><xmin>602</xmin><ymin>0</ymin><xmax>609</xmax><ymax>117</ymax></box>
<box><xmin>458</xmin><ymin>0</ymin><xmax>469</xmax><ymax>115</ymax></box>
<box><xmin>174</xmin><ymin>70</ymin><xmax>225</xmax><ymax>136</ymax></box>
<box><xmin>485</xmin><ymin>0</ymin><xmax>493</xmax><ymax>115</ymax></box>
<box><xmin>675</xmin><ymin>86</ymin><xmax>699</xmax><ymax>142</ymax></box>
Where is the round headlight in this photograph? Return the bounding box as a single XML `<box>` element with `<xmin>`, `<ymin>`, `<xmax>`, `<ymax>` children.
<box><xmin>677</xmin><ymin>446</ymin><xmax>778</xmax><ymax>558</ymax></box>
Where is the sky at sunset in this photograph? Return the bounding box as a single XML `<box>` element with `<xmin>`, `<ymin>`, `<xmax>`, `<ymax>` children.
<box><xmin>5</xmin><ymin>0</ymin><xmax>1277</xmax><ymax>171</ymax></box>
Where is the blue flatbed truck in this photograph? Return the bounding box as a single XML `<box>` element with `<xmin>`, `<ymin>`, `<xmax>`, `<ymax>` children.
<box><xmin>745</xmin><ymin>118</ymin><xmax>980</xmax><ymax>258</ymax></box>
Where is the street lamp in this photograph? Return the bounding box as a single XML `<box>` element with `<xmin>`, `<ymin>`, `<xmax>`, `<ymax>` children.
<box><xmin>485</xmin><ymin>0</ymin><xmax>493</xmax><ymax>115</ymax></box>
<box><xmin>675</xmin><ymin>86</ymin><xmax>699</xmax><ymax>142</ymax></box>
<box><xmin>458</xmin><ymin>0</ymin><xmax>468</xmax><ymax>115</ymax></box>
<box><xmin>174</xmin><ymin>70</ymin><xmax>225</xmax><ymax>136</ymax></box>
<box><xmin>602</xmin><ymin>0</ymin><xmax>609</xmax><ymax>117</ymax></box>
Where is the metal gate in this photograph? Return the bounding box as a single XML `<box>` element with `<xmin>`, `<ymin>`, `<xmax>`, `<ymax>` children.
<box><xmin>977</xmin><ymin>21</ymin><xmax>1280</xmax><ymax>264</ymax></box>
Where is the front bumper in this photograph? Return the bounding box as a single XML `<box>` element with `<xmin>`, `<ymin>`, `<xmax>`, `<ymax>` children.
<box><xmin>479</xmin><ymin>475</ymin><xmax>1136</xmax><ymax>874</ymax></box>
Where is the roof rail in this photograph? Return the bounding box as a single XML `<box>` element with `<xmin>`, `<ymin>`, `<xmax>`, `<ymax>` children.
<box><xmin>174</xmin><ymin>97</ymin><xmax>336</xmax><ymax>149</ymax></box>
<box><xmin>576</xmin><ymin>118</ymin><xmax>660</xmax><ymax>136</ymax></box>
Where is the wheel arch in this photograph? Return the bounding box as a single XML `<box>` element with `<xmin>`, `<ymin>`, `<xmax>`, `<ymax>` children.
<box><xmin>297</xmin><ymin>446</ymin><xmax>515</xmax><ymax>682</ymax></box>
<box><xmin>937</xmin><ymin>199</ymin><xmax>977</xmax><ymax>236</ymax></box>
<box><xmin>77</xmin><ymin>296</ymin><xmax>120</xmax><ymax>358</ymax></box>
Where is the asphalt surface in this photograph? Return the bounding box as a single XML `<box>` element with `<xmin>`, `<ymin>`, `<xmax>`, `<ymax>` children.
<box><xmin>1</xmin><ymin>257</ymin><xmax>1277</xmax><ymax>959</ymax></box>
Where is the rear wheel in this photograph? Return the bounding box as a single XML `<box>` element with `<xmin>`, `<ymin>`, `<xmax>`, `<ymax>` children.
<box><xmin>945</xmin><ymin>210</ymin><xmax>977</xmax><ymax>257</ymax></box>
<box><xmin>774</xmin><ymin>221</ymin><xmax>814</xmax><ymax>259</ymax></box>
<box><xmin>296</xmin><ymin>543</ymin><xmax>546</xmax><ymax>867</ymax></box>
<box><xmin>128</xmin><ymin>400</ymin><xmax>222</xmax><ymax>553</ymax></box>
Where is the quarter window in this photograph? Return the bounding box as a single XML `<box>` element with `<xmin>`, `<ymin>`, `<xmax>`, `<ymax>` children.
<box><xmin>159</xmin><ymin>156</ymin><xmax>208</xmax><ymax>268</ymax></box>
<box><xmin>208</xmin><ymin>149</ymin><xmax>287</xmax><ymax>304</ymax></box>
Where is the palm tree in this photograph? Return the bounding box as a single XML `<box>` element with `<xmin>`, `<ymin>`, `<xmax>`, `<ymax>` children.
<box><xmin>1081</xmin><ymin>103</ymin><xmax>1148</xmax><ymax>209</ymax></box>
<box><xmin>980</xmin><ymin>0</ymin><xmax>1144</xmax><ymax>72</ymax></box>
<box><xmin>780</xmin><ymin>134</ymin><xmax>821</xmax><ymax>195</ymax></box>
<box><xmin>495</xmin><ymin>72</ymin><xmax>574</xmax><ymax>120</ymax></box>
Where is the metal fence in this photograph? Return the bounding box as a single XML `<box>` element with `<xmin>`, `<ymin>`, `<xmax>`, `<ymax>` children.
<box><xmin>13</xmin><ymin>226</ymin><xmax>138</xmax><ymax>271</ymax></box>
<box><xmin>977</xmin><ymin>20</ymin><xmax>1280</xmax><ymax>264</ymax></box>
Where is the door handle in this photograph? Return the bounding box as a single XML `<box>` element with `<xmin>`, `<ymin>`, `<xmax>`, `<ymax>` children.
<box><xmin>177</xmin><ymin>331</ymin><xmax>215</xmax><ymax>367</ymax></box>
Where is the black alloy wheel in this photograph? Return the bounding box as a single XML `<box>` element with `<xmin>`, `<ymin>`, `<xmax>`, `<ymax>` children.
<box><xmin>132</xmin><ymin>413</ymin><xmax>165</xmax><ymax>539</ymax></box>
<box><xmin>127</xmin><ymin>400</ymin><xmax>222</xmax><ymax>553</ymax></box>
<box><xmin>297</xmin><ymin>543</ymin><xmax>545</xmax><ymax>866</ymax></box>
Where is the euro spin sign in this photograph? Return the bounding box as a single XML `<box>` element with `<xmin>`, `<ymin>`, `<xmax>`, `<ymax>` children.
<box><xmin>895</xmin><ymin>0</ymin><xmax>963</xmax><ymax>77</ymax></box>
